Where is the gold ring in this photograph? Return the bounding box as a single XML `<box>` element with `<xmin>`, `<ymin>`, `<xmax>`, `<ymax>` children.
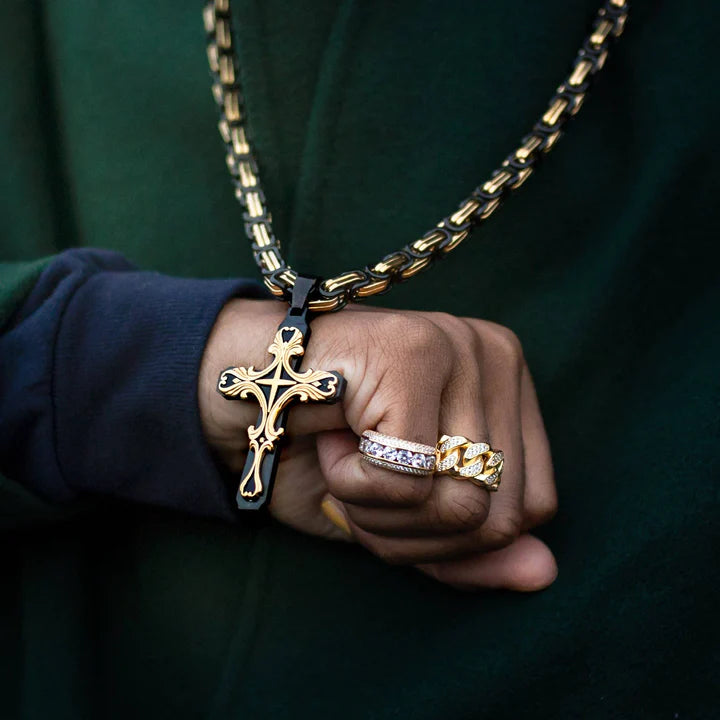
<box><xmin>435</xmin><ymin>435</ymin><xmax>504</xmax><ymax>491</ymax></box>
<box><xmin>359</xmin><ymin>430</ymin><xmax>436</xmax><ymax>476</ymax></box>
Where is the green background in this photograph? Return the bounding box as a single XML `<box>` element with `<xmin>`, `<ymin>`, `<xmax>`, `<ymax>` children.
<box><xmin>1</xmin><ymin>0</ymin><xmax>718</xmax><ymax>717</ymax></box>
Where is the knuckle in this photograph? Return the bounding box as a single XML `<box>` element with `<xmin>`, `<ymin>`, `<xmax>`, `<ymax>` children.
<box><xmin>437</xmin><ymin>313</ymin><xmax>475</xmax><ymax>345</ymax></box>
<box><xmin>430</xmin><ymin>313</ymin><xmax>476</xmax><ymax>360</ymax></box>
<box><xmin>527</xmin><ymin>492</ymin><xmax>559</xmax><ymax>526</ymax></box>
<box><xmin>481</xmin><ymin>513</ymin><xmax>522</xmax><ymax>549</ymax></box>
<box><xmin>441</xmin><ymin>491</ymin><xmax>490</xmax><ymax>530</ymax></box>
<box><xmin>472</xmin><ymin>319</ymin><xmax>525</xmax><ymax>368</ymax></box>
<box><xmin>326</xmin><ymin>463</ymin><xmax>378</xmax><ymax>503</ymax></box>
<box><xmin>324</xmin><ymin>472</ymin><xmax>357</xmax><ymax>502</ymax></box>
<box><xmin>492</xmin><ymin>324</ymin><xmax>525</xmax><ymax>364</ymax></box>
<box><xmin>540</xmin><ymin>490</ymin><xmax>559</xmax><ymax>522</ymax></box>
<box><xmin>426</xmin><ymin>311</ymin><xmax>457</xmax><ymax>333</ymax></box>
<box><xmin>388</xmin><ymin>476</ymin><xmax>431</xmax><ymax>506</ymax></box>
<box><xmin>397</xmin><ymin>314</ymin><xmax>444</xmax><ymax>353</ymax></box>
<box><xmin>375</xmin><ymin>313</ymin><xmax>452</xmax><ymax>379</ymax></box>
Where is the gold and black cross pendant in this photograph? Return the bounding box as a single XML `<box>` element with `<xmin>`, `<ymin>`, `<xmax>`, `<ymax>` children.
<box><xmin>217</xmin><ymin>277</ymin><xmax>346</xmax><ymax>510</ymax></box>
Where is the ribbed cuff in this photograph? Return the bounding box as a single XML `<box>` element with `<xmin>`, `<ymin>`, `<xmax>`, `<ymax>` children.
<box><xmin>52</xmin><ymin>268</ymin><xmax>266</xmax><ymax>520</ymax></box>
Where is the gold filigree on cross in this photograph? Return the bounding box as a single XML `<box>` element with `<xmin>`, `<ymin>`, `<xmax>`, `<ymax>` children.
<box><xmin>218</xmin><ymin>326</ymin><xmax>343</xmax><ymax>499</ymax></box>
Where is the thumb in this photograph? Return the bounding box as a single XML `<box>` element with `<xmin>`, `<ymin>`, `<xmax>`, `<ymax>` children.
<box><xmin>417</xmin><ymin>534</ymin><xmax>558</xmax><ymax>592</ymax></box>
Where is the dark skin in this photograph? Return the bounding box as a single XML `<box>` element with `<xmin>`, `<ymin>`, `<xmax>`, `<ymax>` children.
<box><xmin>200</xmin><ymin>299</ymin><xmax>558</xmax><ymax>591</ymax></box>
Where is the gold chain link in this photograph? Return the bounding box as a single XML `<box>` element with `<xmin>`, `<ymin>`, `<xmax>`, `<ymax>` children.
<box><xmin>204</xmin><ymin>0</ymin><xmax>629</xmax><ymax>312</ymax></box>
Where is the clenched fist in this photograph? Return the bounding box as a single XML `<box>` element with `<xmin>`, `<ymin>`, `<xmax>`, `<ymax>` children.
<box><xmin>200</xmin><ymin>299</ymin><xmax>557</xmax><ymax>591</ymax></box>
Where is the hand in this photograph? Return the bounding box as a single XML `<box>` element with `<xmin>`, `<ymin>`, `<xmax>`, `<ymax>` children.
<box><xmin>199</xmin><ymin>299</ymin><xmax>558</xmax><ymax>591</ymax></box>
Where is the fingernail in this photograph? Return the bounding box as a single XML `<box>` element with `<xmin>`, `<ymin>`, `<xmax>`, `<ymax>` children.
<box><xmin>321</xmin><ymin>498</ymin><xmax>352</xmax><ymax>537</ymax></box>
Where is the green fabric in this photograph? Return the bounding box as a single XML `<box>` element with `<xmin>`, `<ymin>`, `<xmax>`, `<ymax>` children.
<box><xmin>0</xmin><ymin>259</ymin><xmax>51</xmax><ymax>329</ymax></box>
<box><xmin>1</xmin><ymin>0</ymin><xmax>718</xmax><ymax>717</ymax></box>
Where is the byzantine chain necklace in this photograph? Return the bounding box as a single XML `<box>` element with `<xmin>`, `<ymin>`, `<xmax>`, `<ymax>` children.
<box><xmin>204</xmin><ymin>0</ymin><xmax>629</xmax><ymax>313</ymax></box>
<box><xmin>203</xmin><ymin>0</ymin><xmax>629</xmax><ymax>509</ymax></box>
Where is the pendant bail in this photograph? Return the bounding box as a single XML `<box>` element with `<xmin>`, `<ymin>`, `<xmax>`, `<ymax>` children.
<box><xmin>290</xmin><ymin>275</ymin><xmax>320</xmax><ymax>314</ymax></box>
<box><xmin>288</xmin><ymin>275</ymin><xmax>321</xmax><ymax>335</ymax></box>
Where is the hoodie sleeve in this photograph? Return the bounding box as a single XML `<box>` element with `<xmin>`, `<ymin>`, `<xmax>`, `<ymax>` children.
<box><xmin>0</xmin><ymin>248</ymin><xmax>267</xmax><ymax>522</ymax></box>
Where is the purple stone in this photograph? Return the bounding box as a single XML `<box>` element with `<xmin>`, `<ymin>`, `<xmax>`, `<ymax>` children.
<box><xmin>368</xmin><ymin>443</ymin><xmax>383</xmax><ymax>457</ymax></box>
<box><xmin>383</xmin><ymin>447</ymin><xmax>399</xmax><ymax>462</ymax></box>
<box><xmin>411</xmin><ymin>453</ymin><xmax>426</xmax><ymax>468</ymax></box>
<box><xmin>397</xmin><ymin>450</ymin><xmax>412</xmax><ymax>465</ymax></box>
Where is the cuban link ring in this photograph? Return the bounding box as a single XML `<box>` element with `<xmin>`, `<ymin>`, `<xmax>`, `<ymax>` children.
<box><xmin>359</xmin><ymin>430</ymin><xmax>437</xmax><ymax>476</ymax></box>
<box><xmin>435</xmin><ymin>434</ymin><xmax>504</xmax><ymax>491</ymax></box>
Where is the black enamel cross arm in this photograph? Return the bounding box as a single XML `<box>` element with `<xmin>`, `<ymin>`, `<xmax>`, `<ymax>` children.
<box><xmin>217</xmin><ymin>278</ymin><xmax>346</xmax><ymax>510</ymax></box>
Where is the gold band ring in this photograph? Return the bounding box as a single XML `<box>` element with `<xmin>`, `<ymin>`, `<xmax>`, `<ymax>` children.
<box><xmin>435</xmin><ymin>435</ymin><xmax>504</xmax><ymax>491</ymax></box>
<box><xmin>359</xmin><ymin>431</ymin><xmax>437</xmax><ymax>476</ymax></box>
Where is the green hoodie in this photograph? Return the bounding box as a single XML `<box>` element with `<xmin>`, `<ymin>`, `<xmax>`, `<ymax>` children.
<box><xmin>1</xmin><ymin>1</ymin><xmax>717</xmax><ymax>717</ymax></box>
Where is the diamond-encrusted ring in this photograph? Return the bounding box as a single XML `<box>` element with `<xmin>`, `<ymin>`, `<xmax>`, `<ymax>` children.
<box><xmin>435</xmin><ymin>434</ymin><xmax>504</xmax><ymax>491</ymax></box>
<box><xmin>359</xmin><ymin>430</ymin><xmax>437</xmax><ymax>476</ymax></box>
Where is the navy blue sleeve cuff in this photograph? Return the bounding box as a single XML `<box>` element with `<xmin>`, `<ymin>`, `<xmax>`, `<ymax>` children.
<box><xmin>0</xmin><ymin>248</ymin><xmax>267</xmax><ymax>521</ymax></box>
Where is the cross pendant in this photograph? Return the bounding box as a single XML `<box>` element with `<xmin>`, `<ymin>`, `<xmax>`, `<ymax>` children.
<box><xmin>217</xmin><ymin>278</ymin><xmax>346</xmax><ymax>510</ymax></box>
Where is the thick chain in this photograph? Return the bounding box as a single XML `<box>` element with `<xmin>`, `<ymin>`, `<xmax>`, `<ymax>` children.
<box><xmin>204</xmin><ymin>0</ymin><xmax>629</xmax><ymax>312</ymax></box>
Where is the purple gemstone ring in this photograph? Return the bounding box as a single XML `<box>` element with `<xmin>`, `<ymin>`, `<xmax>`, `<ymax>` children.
<box><xmin>358</xmin><ymin>430</ymin><xmax>437</xmax><ymax>476</ymax></box>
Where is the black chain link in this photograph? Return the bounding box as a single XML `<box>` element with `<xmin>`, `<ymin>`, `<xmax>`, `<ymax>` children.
<box><xmin>204</xmin><ymin>0</ymin><xmax>629</xmax><ymax>312</ymax></box>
